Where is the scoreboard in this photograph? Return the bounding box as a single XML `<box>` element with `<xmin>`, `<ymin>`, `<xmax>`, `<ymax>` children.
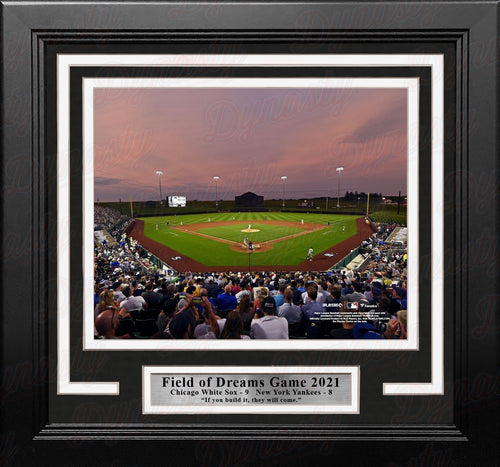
<box><xmin>168</xmin><ymin>196</ymin><xmax>186</xmax><ymax>207</ymax></box>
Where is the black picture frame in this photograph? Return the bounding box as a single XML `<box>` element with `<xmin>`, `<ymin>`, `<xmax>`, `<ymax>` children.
<box><xmin>1</xmin><ymin>1</ymin><xmax>498</xmax><ymax>465</ymax></box>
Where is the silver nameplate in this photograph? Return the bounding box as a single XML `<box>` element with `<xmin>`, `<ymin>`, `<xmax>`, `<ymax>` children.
<box><xmin>143</xmin><ymin>366</ymin><xmax>359</xmax><ymax>414</ymax></box>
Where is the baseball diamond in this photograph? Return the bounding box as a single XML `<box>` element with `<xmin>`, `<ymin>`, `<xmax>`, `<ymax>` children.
<box><xmin>127</xmin><ymin>212</ymin><xmax>375</xmax><ymax>272</ymax></box>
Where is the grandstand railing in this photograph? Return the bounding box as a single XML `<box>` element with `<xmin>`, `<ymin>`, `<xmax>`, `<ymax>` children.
<box><xmin>356</xmin><ymin>254</ymin><xmax>373</xmax><ymax>271</ymax></box>
<box><xmin>148</xmin><ymin>253</ymin><xmax>176</xmax><ymax>274</ymax></box>
<box><xmin>330</xmin><ymin>247</ymin><xmax>360</xmax><ymax>269</ymax></box>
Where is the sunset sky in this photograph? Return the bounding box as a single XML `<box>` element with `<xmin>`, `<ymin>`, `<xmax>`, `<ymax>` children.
<box><xmin>93</xmin><ymin>87</ymin><xmax>407</xmax><ymax>202</ymax></box>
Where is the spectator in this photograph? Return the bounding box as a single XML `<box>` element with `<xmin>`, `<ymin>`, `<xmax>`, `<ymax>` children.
<box><xmin>216</xmin><ymin>284</ymin><xmax>238</xmax><ymax>318</ymax></box>
<box><xmin>119</xmin><ymin>285</ymin><xmax>147</xmax><ymax>319</ymax></box>
<box><xmin>156</xmin><ymin>298</ymin><xmax>177</xmax><ymax>333</ymax></box>
<box><xmin>278</xmin><ymin>289</ymin><xmax>303</xmax><ymax>337</ymax></box>
<box><xmin>383</xmin><ymin>310</ymin><xmax>407</xmax><ymax>339</ymax></box>
<box><xmin>345</xmin><ymin>280</ymin><xmax>368</xmax><ymax>303</ymax></box>
<box><xmin>316</xmin><ymin>280</ymin><xmax>330</xmax><ymax>304</ymax></box>
<box><xmin>166</xmin><ymin>296</ymin><xmax>199</xmax><ymax>339</ymax></box>
<box><xmin>237</xmin><ymin>294</ymin><xmax>255</xmax><ymax>333</ymax></box>
<box><xmin>142</xmin><ymin>282</ymin><xmax>162</xmax><ymax>315</ymax></box>
<box><xmin>301</xmin><ymin>286</ymin><xmax>328</xmax><ymax>338</ymax></box>
<box><xmin>94</xmin><ymin>289</ymin><xmax>118</xmax><ymax>322</ymax></box>
<box><xmin>289</xmin><ymin>280</ymin><xmax>303</xmax><ymax>305</ymax></box>
<box><xmin>220</xmin><ymin>310</ymin><xmax>251</xmax><ymax>339</ymax></box>
<box><xmin>112</xmin><ymin>281</ymin><xmax>125</xmax><ymax>303</ymax></box>
<box><xmin>273</xmin><ymin>283</ymin><xmax>287</xmax><ymax>308</ymax></box>
<box><xmin>236</xmin><ymin>279</ymin><xmax>252</xmax><ymax>303</ymax></box>
<box><xmin>250</xmin><ymin>297</ymin><xmax>288</xmax><ymax>339</ymax></box>
<box><xmin>95</xmin><ymin>308</ymin><xmax>132</xmax><ymax>339</ymax></box>
<box><xmin>254</xmin><ymin>286</ymin><xmax>269</xmax><ymax>310</ymax></box>
<box><xmin>278</xmin><ymin>289</ymin><xmax>302</xmax><ymax>326</ymax></box>
<box><xmin>330</xmin><ymin>301</ymin><xmax>355</xmax><ymax>339</ymax></box>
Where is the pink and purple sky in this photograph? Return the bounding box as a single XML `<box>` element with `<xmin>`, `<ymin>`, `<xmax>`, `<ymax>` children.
<box><xmin>94</xmin><ymin>87</ymin><xmax>407</xmax><ymax>202</ymax></box>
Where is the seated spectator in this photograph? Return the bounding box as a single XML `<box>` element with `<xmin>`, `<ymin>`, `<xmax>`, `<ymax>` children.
<box><xmin>329</xmin><ymin>301</ymin><xmax>354</xmax><ymax>338</ymax></box>
<box><xmin>353</xmin><ymin>321</ymin><xmax>385</xmax><ymax>339</ymax></box>
<box><xmin>301</xmin><ymin>282</ymin><xmax>318</xmax><ymax>304</ymax></box>
<box><xmin>119</xmin><ymin>285</ymin><xmax>147</xmax><ymax>319</ymax></box>
<box><xmin>159</xmin><ymin>283</ymin><xmax>177</xmax><ymax>310</ymax></box>
<box><xmin>252</xmin><ymin>278</ymin><xmax>267</xmax><ymax>300</ymax></box>
<box><xmin>316</xmin><ymin>280</ymin><xmax>330</xmax><ymax>304</ymax></box>
<box><xmin>278</xmin><ymin>289</ymin><xmax>303</xmax><ymax>337</ymax></box>
<box><xmin>289</xmin><ymin>280</ymin><xmax>303</xmax><ymax>305</ymax></box>
<box><xmin>131</xmin><ymin>279</ymin><xmax>144</xmax><ymax>297</ymax></box>
<box><xmin>278</xmin><ymin>289</ymin><xmax>302</xmax><ymax>324</ymax></box>
<box><xmin>166</xmin><ymin>312</ymin><xmax>192</xmax><ymax>339</ymax></box>
<box><xmin>254</xmin><ymin>286</ymin><xmax>269</xmax><ymax>310</ymax></box>
<box><xmin>112</xmin><ymin>281</ymin><xmax>125</xmax><ymax>302</ymax></box>
<box><xmin>391</xmin><ymin>286</ymin><xmax>406</xmax><ymax>312</ymax></box>
<box><xmin>250</xmin><ymin>297</ymin><xmax>288</xmax><ymax>339</ymax></box>
<box><xmin>341</xmin><ymin>278</ymin><xmax>354</xmax><ymax>296</ymax></box>
<box><xmin>95</xmin><ymin>308</ymin><xmax>132</xmax><ymax>339</ymax></box>
<box><xmin>236</xmin><ymin>279</ymin><xmax>252</xmax><ymax>303</ymax></box>
<box><xmin>323</xmin><ymin>283</ymin><xmax>343</xmax><ymax>333</ymax></box>
<box><xmin>165</xmin><ymin>296</ymin><xmax>199</xmax><ymax>339</ymax></box>
<box><xmin>156</xmin><ymin>297</ymin><xmax>177</xmax><ymax>333</ymax></box>
<box><xmin>273</xmin><ymin>283</ymin><xmax>287</xmax><ymax>308</ymax></box>
<box><xmin>231</xmin><ymin>278</ymin><xmax>241</xmax><ymax>295</ymax></box>
<box><xmin>94</xmin><ymin>289</ymin><xmax>118</xmax><ymax>322</ymax></box>
<box><xmin>237</xmin><ymin>294</ymin><xmax>255</xmax><ymax>333</ymax></box>
<box><xmin>193</xmin><ymin>294</ymin><xmax>220</xmax><ymax>339</ymax></box>
<box><xmin>215</xmin><ymin>284</ymin><xmax>237</xmax><ymax>318</ymax></box>
<box><xmin>141</xmin><ymin>282</ymin><xmax>162</xmax><ymax>314</ymax></box>
<box><xmin>199</xmin><ymin>287</ymin><xmax>216</xmax><ymax>310</ymax></box>
<box><xmin>383</xmin><ymin>310</ymin><xmax>407</xmax><ymax>339</ymax></box>
<box><xmin>345</xmin><ymin>280</ymin><xmax>368</xmax><ymax>303</ymax></box>
<box><xmin>220</xmin><ymin>310</ymin><xmax>251</xmax><ymax>339</ymax></box>
<box><xmin>301</xmin><ymin>286</ymin><xmax>328</xmax><ymax>338</ymax></box>
<box><xmin>204</xmin><ymin>276</ymin><xmax>220</xmax><ymax>299</ymax></box>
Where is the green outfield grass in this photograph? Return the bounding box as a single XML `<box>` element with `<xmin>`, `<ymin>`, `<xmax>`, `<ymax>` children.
<box><xmin>139</xmin><ymin>212</ymin><xmax>360</xmax><ymax>267</ymax></box>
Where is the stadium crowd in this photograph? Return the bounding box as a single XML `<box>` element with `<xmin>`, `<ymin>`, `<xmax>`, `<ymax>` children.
<box><xmin>94</xmin><ymin>205</ymin><xmax>135</xmax><ymax>238</ymax></box>
<box><xmin>94</xmin><ymin>208</ymin><xmax>408</xmax><ymax>340</ymax></box>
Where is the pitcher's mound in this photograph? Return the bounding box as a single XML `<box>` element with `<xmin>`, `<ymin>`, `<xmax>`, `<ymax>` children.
<box><xmin>241</xmin><ymin>229</ymin><xmax>260</xmax><ymax>233</ymax></box>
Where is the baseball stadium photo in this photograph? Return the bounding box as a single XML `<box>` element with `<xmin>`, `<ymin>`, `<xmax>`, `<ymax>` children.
<box><xmin>93</xmin><ymin>84</ymin><xmax>409</xmax><ymax>341</ymax></box>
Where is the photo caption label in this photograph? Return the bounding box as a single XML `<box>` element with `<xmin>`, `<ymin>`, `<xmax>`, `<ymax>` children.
<box><xmin>143</xmin><ymin>366</ymin><xmax>359</xmax><ymax>414</ymax></box>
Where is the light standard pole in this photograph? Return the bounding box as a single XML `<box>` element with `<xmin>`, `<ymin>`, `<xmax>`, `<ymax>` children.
<box><xmin>281</xmin><ymin>176</ymin><xmax>287</xmax><ymax>208</ymax></box>
<box><xmin>155</xmin><ymin>170</ymin><xmax>164</xmax><ymax>204</ymax></box>
<box><xmin>213</xmin><ymin>176</ymin><xmax>220</xmax><ymax>209</ymax></box>
<box><xmin>248</xmin><ymin>242</ymin><xmax>253</xmax><ymax>273</ymax></box>
<box><xmin>336</xmin><ymin>167</ymin><xmax>344</xmax><ymax>208</ymax></box>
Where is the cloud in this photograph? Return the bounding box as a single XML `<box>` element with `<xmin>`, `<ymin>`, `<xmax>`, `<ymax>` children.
<box><xmin>94</xmin><ymin>176</ymin><xmax>122</xmax><ymax>186</ymax></box>
<box><xmin>338</xmin><ymin>97</ymin><xmax>406</xmax><ymax>144</ymax></box>
<box><xmin>93</xmin><ymin>87</ymin><xmax>408</xmax><ymax>201</ymax></box>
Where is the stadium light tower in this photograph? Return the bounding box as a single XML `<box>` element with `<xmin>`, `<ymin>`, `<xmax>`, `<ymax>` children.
<box><xmin>213</xmin><ymin>176</ymin><xmax>220</xmax><ymax>209</ymax></box>
<box><xmin>281</xmin><ymin>176</ymin><xmax>287</xmax><ymax>208</ymax></box>
<box><xmin>336</xmin><ymin>167</ymin><xmax>344</xmax><ymax>208</ymax></box>
<box><xmin>155</xmin><ymin>170</ymin><xmax>164</xmax><ymax>203</ymax></box>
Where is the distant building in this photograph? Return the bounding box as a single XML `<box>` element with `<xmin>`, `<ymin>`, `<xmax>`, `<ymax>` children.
<box><xmin>233</xmin><ymin>192</ymin><xmax>266</xmax><ymax>212</ymax></box>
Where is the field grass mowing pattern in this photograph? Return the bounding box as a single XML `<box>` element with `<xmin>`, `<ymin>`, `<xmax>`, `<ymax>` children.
<box><xmin>140</xmin><ymin>212</ymin><xmax>359</xmax><ymax>266</ymax></box>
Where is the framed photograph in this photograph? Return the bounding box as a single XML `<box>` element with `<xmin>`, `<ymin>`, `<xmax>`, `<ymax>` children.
<box><xmin>1</xmin><ymin>1</ymin><xmax>498</xmax><ymax>465</ymax></box>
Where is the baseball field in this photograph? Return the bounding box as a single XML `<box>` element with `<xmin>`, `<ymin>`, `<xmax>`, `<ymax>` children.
<box><xmin>127</xmin><ymin>212</ymin><xmax>375</xmax><ymax>272</ymax></box>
